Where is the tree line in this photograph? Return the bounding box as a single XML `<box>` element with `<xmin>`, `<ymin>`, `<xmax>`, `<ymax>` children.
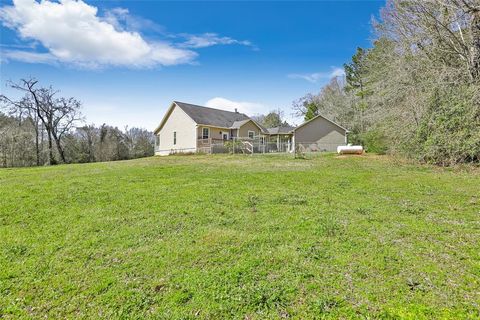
<box><xmin>293</xmin><ymin>0</ymin><xmax>480</xmax><ymax>165</ymax></box>
<box><xmin>0</xmin><ymin>78</ymin><xmax>154</xmax><ymax>168</ymax></box>
<box><xmin>252</xmin><ymin>108</ymin><xmax>291</xmax><ymax>129</ymax></box>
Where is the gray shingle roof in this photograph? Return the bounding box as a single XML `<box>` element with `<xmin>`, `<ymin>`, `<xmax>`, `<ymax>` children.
<box><xmin>254</xmin><ymin>122</ymin><xmax>269</xmax><ymax>133</ymax></box>
<box><xmin>174</xmin><ymin>101</ymin><xmax>250</xmax><ymax>128</ymax></box>
<box><xmin>267</xmin><ymin>125</ymin><xmax>295</xmax><ymax>134</ymax></box>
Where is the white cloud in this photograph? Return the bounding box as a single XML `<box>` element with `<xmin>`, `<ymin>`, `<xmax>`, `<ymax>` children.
<box><xmin>180</xmin><ymin>33</ymin><xmax>256</xmax><ymax>49</ymax></box>
<box><xmin>288</xmin><ymin>67</ymin><xmax>345</xmax><ymax>83</ymax></box>
<box><xmin>103</xmin><ymin>7</ymin><xmax>165</xmax><ymax>34</ymax></box>
<box><xmin>0</xmin><ymin>1</ymin><xmax>256</xmax><ymax>68</ymax></box>
<box><xmin>205</xmin><ymin>97</ymin><xmax>269</xmax><ymax>115</ymax></box>
<box><xmin>0</xmin><ymin>0</ymin><xmax>196</xmax><ymax>68</ymax></box>
<box><xmin>0</xmin><ymin>49</ymin><xmax>57</xmax><ymax>64</ymax></box>
<box><xmin>330</xmin><ymin>67</ymin><xmax>346</xmax><ymax>78</ymax></box>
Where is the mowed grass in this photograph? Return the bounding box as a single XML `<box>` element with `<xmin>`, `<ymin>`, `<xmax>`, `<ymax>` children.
<box><xmin>0</xmin><ymin>154</ymin><xmax>479</xmax><ymax>319</ymax></box>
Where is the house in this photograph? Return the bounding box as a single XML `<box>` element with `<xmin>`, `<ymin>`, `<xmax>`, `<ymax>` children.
<box><xmin>153</xmin><ymin>101</ymin><xmax>348</xmax><ymax>155</ymax></box>
<box><xmin>153</xmin><ymin>101</ymin><xmax>267</xmax><ymax>155</ymax></box>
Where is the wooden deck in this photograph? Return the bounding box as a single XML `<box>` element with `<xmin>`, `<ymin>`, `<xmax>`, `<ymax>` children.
<box><xmin>196</xmin><ymin>138</ymin><xmax>228</xmax><ymax>153</ymax></box>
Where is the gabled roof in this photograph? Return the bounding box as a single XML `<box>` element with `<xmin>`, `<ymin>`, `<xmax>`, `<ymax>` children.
<box><xmin>230</xmin><ymin>119</ymin><xmax>251</xmax><ymax>129</ymax></box>
<box><xmin>267</xmin><ymin>125</ymin><xmax>295</xmax><ymax>135</ymax></box>
<box><xmin>154</xmin><ymin>101</ymin><xmax>269</xmax><ymax>134</ymax></box>
<box><xmin>174</xmin><ymin>101</ymin><xmax>250</xmax><ymax>128</ymax></box>
<box><xmin>231</xmin><ymin>119</ymin><xmax>268</xmax><ymax>133</ymax></box>
<box><xmin>254</xmin><ymin>121</ymin><xmax>269</xmax><ymax>133</ymax></box>
<box><xmin>292</xmin><ymin>114</ymin><xmax>349</xmax><ymax>133</ymax></box>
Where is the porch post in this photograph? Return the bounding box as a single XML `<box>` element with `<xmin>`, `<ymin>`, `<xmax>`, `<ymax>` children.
<box><xmin>195</xmin><ymin>125</ymin><xmax>199</xmax><ymax>153</ymax></box>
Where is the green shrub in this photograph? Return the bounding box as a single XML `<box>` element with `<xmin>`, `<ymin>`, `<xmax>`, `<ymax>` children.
<box><xmin>415</xmin><ymin>86</ymin><xmax>480</xmax><ymax>165</ymax></box>
<box><xmin>348</xmin><ymin>129</ymin><xmax>388</xmax><ymax>154</ymax></box>
<box><xmin>224</xmin><ymin>140</ymin><xmax>243</xmax><ymax>154</ymax></box>
<box><xmin>360</xmin><ymin>129</ymin><xmax>388</xmax><ymax>154</ymax></box>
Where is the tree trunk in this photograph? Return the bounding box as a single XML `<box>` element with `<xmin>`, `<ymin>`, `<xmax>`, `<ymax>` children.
<box><xmin>47</xmin><ymin>129</ymin><xmax>56</xmax><ymax>165</ymax></box>
<box><xmin>52</xmin><ymin>131</ymin><xmax>66</xmax><ymax>163</ymax></box>
<box><xmin>471</xmin><ymin>10</ymin><xmax>480</xmax><ymax>80</ymax></box>
<box><xmin>32</xmin><ymin>118</ymin><xmax>40</xmax><ymax>166</ymax></box>
<box><xmin>35</xmin><ymin>128</ymin><xmax>40</xmax><ymax>166</ymax></box>
<box><xmin>1</xmin><ymin>139</ymin><xmax>7</xmax><ymax>167</ymax></box>
<box><xmin>40</xmin><ymin>123</ymin><xmax>44</xmax><ymax>164</ymax></box>
<box><xmin>87</xmin><ymin>134</ymin><xmax>95</xmax><ymax>162</ymax></box>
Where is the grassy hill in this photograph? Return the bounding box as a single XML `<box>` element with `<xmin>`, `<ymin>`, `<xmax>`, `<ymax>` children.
<box><xmin>1</xmin><ymin>154</ymin><xmax>479</xmax><ymax>319</ymax></box>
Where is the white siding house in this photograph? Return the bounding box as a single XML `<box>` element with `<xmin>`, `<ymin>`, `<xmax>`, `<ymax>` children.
<box><xmin>154</xmin><ymin>101</ymin><xmax>266</xmax><ymax>155</ymax></box>
<box><xmin>153</xmin><ymin>101</ymin><xmax>348</xmax><ymax>155</ymax></box>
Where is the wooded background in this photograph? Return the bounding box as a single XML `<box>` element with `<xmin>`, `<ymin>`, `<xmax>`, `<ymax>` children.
<box><xmin>1</xmin><ymin>0</ymin><xmax>479</xmax><ymax>167</ymax></box>
<box><xmin>294</xmin><ymin>0</ymin><xmax>480</xmax><ymax>165</ymax></box>
<box><xmin>0</xmin><ymin>79</ymin><xmax>154</xmax><ymax>167</ymax></box>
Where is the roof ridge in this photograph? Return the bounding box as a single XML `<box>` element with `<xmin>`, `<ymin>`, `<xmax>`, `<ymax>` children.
<box><xmin>268</xmin><ymin>125</ymin><xmax>295</xmax><ymax>128</ymax></box>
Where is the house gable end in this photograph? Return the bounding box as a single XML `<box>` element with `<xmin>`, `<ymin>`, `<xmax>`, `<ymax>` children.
<box><xmin>292</xmin><ymin>114</ymin><xmax>348</xmax><ymax>133</ymax></box>
<box><xmin>154</xmin><ymin>102</ymin><xmax>198</xmax><ymax>134</ymax></box>
<box><xmin>239</xmin><ymin>119</ymin><xmax>263</xmax><ymax>132</ymax></box>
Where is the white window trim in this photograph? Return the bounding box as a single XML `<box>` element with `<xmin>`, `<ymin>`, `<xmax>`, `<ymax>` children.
<box><xmin>173</xmin><ymin>131</ymin><xmax>177</xmax><ymax>145</ymax></box>
<box><xmin>248</xmin><ymin>130</ymin><xmax>255</xmax><ymax>139</ymax></box>
<box><xmin>202</xmin><ymin>127</ymin><xmax>210</xmax><ymax>139</ymax></box>
<box><xmin>222</xmin><ymin>131</ymin><xmax>229</xmax><ymax>139</ymax></box>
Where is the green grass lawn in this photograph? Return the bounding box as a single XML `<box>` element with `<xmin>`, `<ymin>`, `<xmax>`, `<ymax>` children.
<box><xmin>1</xmin><ymin>154</ymin><xmax>479</xmax><ymax>319</ymax></box>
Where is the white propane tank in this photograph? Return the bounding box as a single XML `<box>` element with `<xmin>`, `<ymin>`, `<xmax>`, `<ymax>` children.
<box><xmin>337</xmin><ymin>145</ymin><xmax>363</xmax><ymax>155</ymax></box>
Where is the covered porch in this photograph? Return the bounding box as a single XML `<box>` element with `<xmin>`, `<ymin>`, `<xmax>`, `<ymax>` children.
<box><xmin>196</xmin><ymin>134</ymin><xmax>293</xmax><ymax>154</ymax></box>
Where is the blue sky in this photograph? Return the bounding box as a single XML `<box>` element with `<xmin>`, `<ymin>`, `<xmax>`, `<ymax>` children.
<box><xmin>0</xmin><ymin>0</ymin><xmax>384</xmax><ymax>129</ymax></box>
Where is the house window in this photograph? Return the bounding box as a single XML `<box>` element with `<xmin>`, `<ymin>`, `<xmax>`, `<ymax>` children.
<box><xmin>202</xmin><ymin>127</ymin><xmax>209</xmax><ymax>139</ymax></box>
<box><xmin>155</xmin><ymin>135</ymin><xmax>160</xmax><ymax>147</ymax></box>
<box><xmin>248</xmin><ymin>130</ymin><xmax>255</xmax><ymax>139</ymax></box>
<box><xmin>173</xmin><ymin>131</ymin><xmax>177</xmax><ymax>145</ymax></box>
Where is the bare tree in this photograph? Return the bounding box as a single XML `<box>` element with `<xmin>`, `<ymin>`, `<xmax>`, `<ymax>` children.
<box><xmin>378</xmin><ymin>0</ymin><xmax>480</xmax><ymax>82</ymax></box>
<box><xmin>292</xmin><ymin>77</ymin><xmax>354</xmax><ymax>129</ymax></box>
<box><xmin>251</xmin><ymin>109</ymin><xmax>290</xmax><ymax>128</ymax></box>
<box><xmin>50</xmin><ymin>97</ymin><xmax>83</xmax><ymax>163</ymax></box>
<box><xmin>0</xmin><ymin>94</ymin><xmax>42</xmax><ymax>165</ymax></box>
<box><xmin>77</xmin><ymin>125</ymin><xmax>97</xmax><ymax>163</ymax></box>
<box><xmin>1</xmin><ymin>79</ymin><xmax>154</xmax><ymax>167</ymax></box>
<box><xmin>2</xmin><ymin>78</ymin><xmax>83</xmax><ymax>164</ymax></box>
<box><xmin>0</xmin><ymin>111</ymin><xmax>38</xmax><ymax>167</ymax></box>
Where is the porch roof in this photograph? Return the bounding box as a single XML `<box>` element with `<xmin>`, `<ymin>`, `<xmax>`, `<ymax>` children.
<box><xmin>266</xmin><ymin>125</ymin><xmax>295</xmax><ymax>135</ymax></box>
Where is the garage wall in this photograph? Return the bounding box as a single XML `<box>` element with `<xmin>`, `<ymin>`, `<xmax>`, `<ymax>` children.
<box><xmin>294</xmin><ymin>116</ymin><xmax>346</xmax><ymax>151</ymax></box>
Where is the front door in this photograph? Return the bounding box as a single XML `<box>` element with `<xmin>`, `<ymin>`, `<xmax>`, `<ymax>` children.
<box><xmin>223</xmin><ymin>132</ymin><xmax>229</xmax><ymax>140</ymax></box>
